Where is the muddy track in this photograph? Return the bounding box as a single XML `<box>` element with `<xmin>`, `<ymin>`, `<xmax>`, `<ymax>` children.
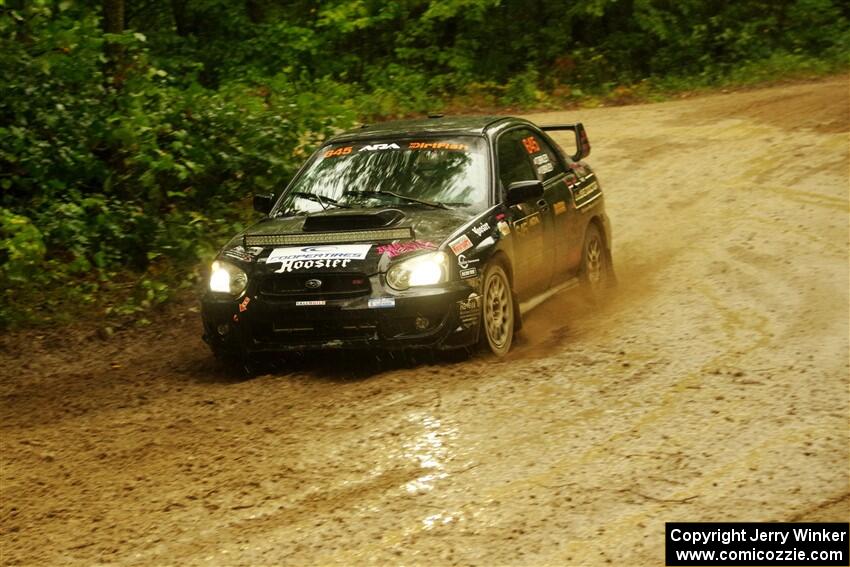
<box><xmin>2</xmin><ymin>78</ymin><xmax>848</xmax><ymax>566</ymax></box>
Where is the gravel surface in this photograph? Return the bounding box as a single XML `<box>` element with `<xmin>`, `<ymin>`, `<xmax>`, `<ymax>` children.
<box><xmin>2</xmin><ymin>77</ymin><xmax>848</xmax><ymax>566</ymax></box>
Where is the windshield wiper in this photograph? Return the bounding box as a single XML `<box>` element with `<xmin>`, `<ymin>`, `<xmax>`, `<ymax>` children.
<box><xmin>346</xmin><ymin>190</ymin><xmax>448</xmax><ymax>210</ymax></box>
<box><xmin>287</xmin><ymin>191</ymin><xmax>350</xmax><ymax>211</ymax></box>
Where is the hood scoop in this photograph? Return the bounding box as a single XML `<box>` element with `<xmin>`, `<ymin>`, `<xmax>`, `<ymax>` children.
<box><xmin>302</xmin><ymin>208</ymin><xmax>405</xmax><ymax>232</ymax></box>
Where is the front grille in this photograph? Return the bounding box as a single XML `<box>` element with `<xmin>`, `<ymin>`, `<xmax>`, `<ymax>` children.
<box><xmin>258</xmin><ymin>273</ymin><xmax>371</xmax><ymax>301</ymax></box>
<box><xmin>253</xmin><ymin>313</ymin><xmax>379</xmax><ymax>343</ymax></box>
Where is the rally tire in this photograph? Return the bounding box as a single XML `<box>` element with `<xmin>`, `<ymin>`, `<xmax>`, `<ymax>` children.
<box><xmin>480</xmin><ymin>262</ymin><xmax>515</xmax><ymax>356</ymax></box>
<box><xmin>579</xmin><ymin>223</ymin><xmax>611</xmax><ymax>304</ymax></box>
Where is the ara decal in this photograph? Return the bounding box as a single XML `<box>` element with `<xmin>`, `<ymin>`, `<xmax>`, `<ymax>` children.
<box><xmin>359</xmin><ymin>143</ymin><xmax>401</xmax><ymax>152</ymax></box>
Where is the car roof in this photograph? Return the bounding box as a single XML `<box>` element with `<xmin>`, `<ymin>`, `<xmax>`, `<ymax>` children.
<box><xmin>328</xmin><ymin>115</ymin><xmax>524</xmax><ymax>143</ymax></box>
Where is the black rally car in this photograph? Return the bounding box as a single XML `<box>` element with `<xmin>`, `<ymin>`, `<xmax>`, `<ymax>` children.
<box><xmin>201</xmin><ymin>116</ymin><xmax>613</xmax><ymax>360</ymax></box>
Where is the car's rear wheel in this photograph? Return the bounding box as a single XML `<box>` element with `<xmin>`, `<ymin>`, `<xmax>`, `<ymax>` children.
<box><xmin>579</xmin><ymin>223</ymin><xmax>610</xmax><ymax>303</ymax></box>
<box><xmin>481</xmin><ymin>262</ymin><xmax>514</xmax><ymax>356</ymax></box>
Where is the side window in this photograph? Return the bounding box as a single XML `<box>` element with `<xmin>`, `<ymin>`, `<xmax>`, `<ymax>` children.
<box><xmin>496</xmin><ymin>129</ymin><xmax>536</xmax><ymax>189</ymax></box>
<box><xmin>525</xmin><ymin>133</ymin><xmax>566</xmax><ymax>183</ymax></box>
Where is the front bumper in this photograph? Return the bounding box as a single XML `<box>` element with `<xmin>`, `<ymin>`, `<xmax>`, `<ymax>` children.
<box><xmin>201</xmin><ymin>274</ymin><xmax>482</xmax><ymax>354</ymax></box>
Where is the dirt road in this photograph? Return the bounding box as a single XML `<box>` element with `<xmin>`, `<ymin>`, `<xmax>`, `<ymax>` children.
<box><xmin>2</xmin><ymin>78</ymin><xmax>848</xmax><ymax>566</ymax></box>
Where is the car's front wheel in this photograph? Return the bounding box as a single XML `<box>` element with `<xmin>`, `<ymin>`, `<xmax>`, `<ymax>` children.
<box><xmin>480</xmin><ymin>262</ymin><xmax>514</xmax><ymax>356</ymax></box>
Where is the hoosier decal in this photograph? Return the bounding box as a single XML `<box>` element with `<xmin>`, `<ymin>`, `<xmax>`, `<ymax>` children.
<box><xmin>267</xmin><ymin>245</ymin><xmax>371</xmax><ymax>273</ymax></box>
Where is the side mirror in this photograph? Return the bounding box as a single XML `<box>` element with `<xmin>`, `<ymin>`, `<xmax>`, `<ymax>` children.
<box><xmin>572</xmin><ymin>123</ymin><xmax>591</xmax><ymax>161</ymax></box>
<box><xmin>506</xmin><ymin>180</ymin><xmax>544</xmax><ymax>206</ymax></box>
<box><xmin>253</xmin><ymin>193</ymin><xmax>275</xmax><ymax>214</ymax></box>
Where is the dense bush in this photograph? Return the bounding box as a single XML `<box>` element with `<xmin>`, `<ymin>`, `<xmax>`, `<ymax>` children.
<box><xmin>1</xmin><ymin>0</ymin><xmax>848</xmax><ymax>326</ymax></box>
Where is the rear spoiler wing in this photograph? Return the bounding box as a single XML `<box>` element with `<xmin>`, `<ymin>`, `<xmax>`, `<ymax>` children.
<box><xmin>539</xmin><ymin>123</ymin><xmax>591</xmax><ymax>161</ymax></box>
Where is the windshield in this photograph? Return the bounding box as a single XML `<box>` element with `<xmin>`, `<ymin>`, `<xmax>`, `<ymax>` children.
<box><xmin>275</xmin><ymin>137</ymin><xmax>489</xmax><ymax>215</ymax></box>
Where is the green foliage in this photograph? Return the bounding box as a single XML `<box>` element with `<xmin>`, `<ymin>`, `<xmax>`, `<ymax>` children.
<box><xmin>1</xmin><ymin>0</ymin><xmax>848</xmax><ymax>327</ymax></box>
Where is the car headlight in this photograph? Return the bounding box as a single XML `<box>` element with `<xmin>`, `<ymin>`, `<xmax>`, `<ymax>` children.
<box><xmin>386</xmin><ymin>251</ymin><xmax>448</xmax><ymax>291</ymax></box>
<box><xmin>209</xmin><ymin>260</ymin><xmax>248</xmax><ymax>295</ymax></box>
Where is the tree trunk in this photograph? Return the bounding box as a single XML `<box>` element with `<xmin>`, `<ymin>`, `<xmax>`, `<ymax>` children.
<box><xmin>102</xmin><ymin>0</ymin><xmax>124</xmax><ymax>35</ymax></box>
<box><xmin>246</xmin><ymin>0</ymin><xmax>265</xmax><ymax>24</ymax></box>
<box><xmin>102</xmin><ymin>0</ymin><xmax>125</xmax><ymax>86</ymax></box>
<box><xmin>171</xmin><ymin>0</ymin><xmax>193</xmax><ymax>37</ymax></box>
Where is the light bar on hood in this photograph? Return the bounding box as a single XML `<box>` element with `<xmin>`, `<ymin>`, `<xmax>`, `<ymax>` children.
<box><xmin>243</xmin><ymin>227</ymin><xmax>415</xmax><ymax>247</ymax></box>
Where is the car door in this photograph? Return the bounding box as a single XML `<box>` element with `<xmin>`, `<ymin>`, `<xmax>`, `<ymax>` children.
<box><xmin>495</xmin><ymin>128</ymin><xmax>555</xmax><ymax>300</ymax></box>
<box><xmin>519</xmin><ymin>129</ymin><xmax>576</xmax><ymax>285</ymax></box>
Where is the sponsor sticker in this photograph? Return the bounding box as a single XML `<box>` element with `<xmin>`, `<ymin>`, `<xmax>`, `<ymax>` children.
<box><xmin>457</xmin><ymin>253</ymin><xmax>480</xmax><ymax>269</ymax></box>
<box><xmin>324</xmin><ymin>146</ymin><xmax>353</xmax><ymax>158</ymax></box>
<box><xmin>537</xmin><ymin>162</ymin><xmax>554</xmax><ymax>176</ymax></box>
<box><xmin>553</xmin><ymin>201</ymin><xmax>567</xmax><ymax>215</ymax></box>
<box><xmin>522</xmin><ymin>136</ymin><xmax>541</xmax><ymax>154</ymax></box>
<box><xmin>408</xmin><ymin>141</ymin><xmax>469</xmax><ymax>151</ymax></box>
<box><xmin>497</xmin><ymin>221</ymin><xmax>511</xmax><ymax>236</ymax></box>
<box><xmin>296</xmin><ymin>300</ymin><xmax>326</xmax><ymax>306</ymax></box>
<box><xmin>224</xmin><ymin>249</ymin><xmax>251</xmax><ymax>262</ymax></box>
<box><xmin>267</xmin><ymin>245</ymin><xmax>372</xmax><ymax>273</ymax></box>
<box><xmin>368</xmin><ymin>297</ymin><xmax>395</xmax><ymax>309</ymax></box>
<box><xmin>224</xmin><ymin>245</ymin><xmax>262</xmax><ymax>263</ymax></box>
<box><xmin>532</xmin><ymin>154</ymin><xmax>550</xmax><ymax>165</ymax></box>
<box><xmin>574</xmin><ymin>181</ymin><xmax>599</xmax><ymax>201</ymax></box>
<box><xmin>376</xmin><ymin>240</ymin><xmax>436</xmax><ymax>258</ymax></box>
<box><xmin>239</xmin><ymin>296</ymin><xmax>251</xmax><ymax>313</ymax></box>
<box><xmin>471</xmin><ymin>222</ymin><xmax>490</xmax><ymax>237</ymax></box>
<box><xmin>449</xmin><ymin>235</ymin><xmax>473</xmax><ymax>255</ymax></box>
<box><xmin>459</xmin><ymin>267</ymin><xmax>478</xmax><ymax>279</ymax></box>
<box><xmin>359</xmin><ymin>143</ymin><xmax>400</xmax><ymax>152</ymax></box>
<box><xmin>457</xmin><ymin>293</ymin><xmax>481</xmax><ymax>328</ymax></box>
